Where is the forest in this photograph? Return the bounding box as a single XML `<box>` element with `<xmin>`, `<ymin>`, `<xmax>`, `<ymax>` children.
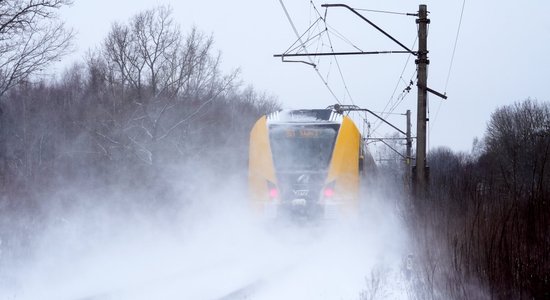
<box><xmin>0</xmin><ymin>2</ymin><xmax>279</xmax><ymax>272</ymax></box>
<box><xmin>407</xmin><ymin>99</ymin><xmax>550</xmax><ymax>299</ymax></box>
<box><xmin>0</xmin><ymin>1</ymin><xmax>548</xmax><ymax>299</ymax></box>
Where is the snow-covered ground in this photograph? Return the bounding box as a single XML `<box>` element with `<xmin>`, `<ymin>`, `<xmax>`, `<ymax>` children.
<box><xmin>0</xmin><ymin>189</ymin><xmax>412</xmax><ymax>300</ymax></box>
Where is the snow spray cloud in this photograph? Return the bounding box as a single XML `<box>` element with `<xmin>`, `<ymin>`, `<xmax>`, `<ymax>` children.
<box><xmin>0</xmin><ymin>146</ymin><xmax>412</xmax><ymax>300</ymax></box>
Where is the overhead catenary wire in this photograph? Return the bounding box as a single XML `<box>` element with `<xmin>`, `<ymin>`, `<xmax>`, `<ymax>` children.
<box><xmin>387</xmin><ymin>70</ymin><xmax>416</xmax><ymax>114</ymax></box>
<box><xmin>325</xmin><ymin>25</ymin><xmax>356</xmax><ymax>106</ymax></box>
<box><xmin>444</xmin><ymin>0</ymin><xmax>465</xmax><ymax>94</ymax></box>
<box><xmin>431</xmin><ymin>0</ymin><xmax>466</xmax><ymax>130</ymax></box>
<box><xmin>326</xmin><ymin>24</ymin><xmax>363</xmax><ymax>52</ymax></box>
<box><xmin>381</xmin><ymin>37</ymin><xmax>417</xmax><ymax>114</ymax></box>
<box><xmin>283</xmin><ymin>18</ymin><xmax>323</xmax><ymax>55</ymax></box>
<box><xmin>311</xmin><ymin>0</ymin><xmax>357</xmax><ymax>106</ymax></box>
<box><xmin>285</xmin><ymin>0</ymin><xmax>358</xmax><ymax>106</ymax></box>
<box><xmin>309</xmin><ymin>0</ymin><xmax>346</xmax><ymax>98</ymax></box>
<box><xmin>313</xmin><ymin>29</ymin><xmax>325</xmax><ymax>67</ymax></box>
<box><xmin>285</xmin><ymin>26</ymin><xmax>326</xmax><ymax>55</ymax></box>
<box><xmin>306</xmin><ymin>16</ymin><xmax>324</xmax><ymax>49</ymax></box>
<box><xmin>279</xmin><ymin>1</ymin><xmax>425</xmax><ymax>126</ymax></box>
<box><xmin>370</xmin><ymin>37</ymin><xmax>417</xmax><ymax>135</ymax></box>
<box><xmin>310</xmin><ymin>0</ymin><xmax>325</xmax><ymax>21</ymax></box>
<box><xmin>370</xmin><ymin>77</ymin><xmax>414</xmax><ymax>137</ymax></box>
<box><xmin>319</xmin><ymin>2</ymin><xmax>417</xmax><ymax>135</ymax></box>
<box><xmin>324</xmin><ymin>59</ymin><xmax>333</xmax><ymax>82</ymax></box>
<box><xmin>277</xmin><ymin>0</ymin><xmax>342</xmax><ymax>104</ymax></box>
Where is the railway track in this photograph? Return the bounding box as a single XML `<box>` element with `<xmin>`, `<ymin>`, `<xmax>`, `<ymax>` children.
<box><xmin>69</xmin><ymin>251</ymin><xmax>302</xmax><ymax>300</ymax></box>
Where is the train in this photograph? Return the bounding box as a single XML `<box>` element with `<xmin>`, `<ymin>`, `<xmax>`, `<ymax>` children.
<box><xmin>248</xmin><ymin>108</ymin><xmax>374</xmax><ymax>221</ymax></box>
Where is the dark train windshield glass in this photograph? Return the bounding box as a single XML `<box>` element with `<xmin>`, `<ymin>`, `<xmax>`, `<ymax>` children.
<box><xmin>269</xmin><ymin>124</ymin><xmax>339</xmax><ymax>172</ymax></box>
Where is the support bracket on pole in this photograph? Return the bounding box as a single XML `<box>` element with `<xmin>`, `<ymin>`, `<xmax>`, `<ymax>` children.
<box><xmin>417</xmin><ymin>83</ymin><xmax>448</xmax><ymax>100</ymax></box>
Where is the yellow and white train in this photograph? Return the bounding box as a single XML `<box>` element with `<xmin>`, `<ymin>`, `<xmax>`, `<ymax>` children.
<box><xmin>248</xmin><ymin>109</ymin><xmax>371</xmax><ymax>220</ymax></box>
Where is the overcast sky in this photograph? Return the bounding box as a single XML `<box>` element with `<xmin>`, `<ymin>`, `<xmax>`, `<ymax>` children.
<box><xmin>59</xmin><ymin>0</ymin><xmax>549</xmax><ymax>152</ymax></box>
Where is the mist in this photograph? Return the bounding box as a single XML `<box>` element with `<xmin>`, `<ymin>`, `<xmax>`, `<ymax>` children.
<box><xmin>0</xmin><ymin>156</ymin><xmax>412</xmax><ymax>300</ymax></box>
<box><xmin>4</xmin><ymin>2</ymin><xmax>545</xmax><ymax>299</ymax></box>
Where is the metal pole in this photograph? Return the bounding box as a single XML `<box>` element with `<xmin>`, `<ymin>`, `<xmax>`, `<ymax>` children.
<box><xmin>415</xmin><ymin>4</ymin><xmax>429</xmax><ymax>197</ymax></box>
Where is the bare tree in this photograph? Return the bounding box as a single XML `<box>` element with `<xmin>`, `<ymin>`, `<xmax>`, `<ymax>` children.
<box><xmin>102</xmin><ymin>6</ymin><xmax>226</xmax><ymax>100</ymax></box>
<box><xmin>405</xmin><ymin>99</ymin><xmax>550</xmax><ymax>299</ymax></box>
<box><xmin>98</xmin><ymin>6</ymin><xmax>241</xmax><ymax>166</ymax></box>
<box><xmin>0</xmin><ymin>0</ymin><xmax>74</xmax><ymax>192</ymax></box>
<box><xmin>485</xmin><ymin>99</ymin><xmax>550</xmax><ymax>200</ymax></box>
<box><xmin>132</xmin><ymin>6</ymin><xmax>179</xmax><ymax>96</ymax></box>
<box><xmin>0</xmin><ymin>0</ymin><xmax>74</xmax><ymax>98</ymax></box>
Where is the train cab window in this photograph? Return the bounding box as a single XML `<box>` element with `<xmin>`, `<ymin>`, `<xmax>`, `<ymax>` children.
<box><xmin>269</xmin><ymin>124</ymin><xmax>339</xmax><ymax>172</ymax></box>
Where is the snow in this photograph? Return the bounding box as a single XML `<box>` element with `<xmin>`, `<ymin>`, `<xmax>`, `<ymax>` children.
<box><xmin>0</xmin><ymin>184</ymin><xmax>412</xmax><ymax>300</ymax></box>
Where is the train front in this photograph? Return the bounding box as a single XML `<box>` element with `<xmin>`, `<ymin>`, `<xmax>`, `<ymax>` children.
<box><xmin>249</xmin><ymin>109</ymin><xmax>361</xmax><ymax>222</ymax></box>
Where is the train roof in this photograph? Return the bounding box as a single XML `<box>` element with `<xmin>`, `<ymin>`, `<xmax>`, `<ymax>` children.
<box><xmin>266</xmin><ymin>109</ymin><xmax>343</xmax><ymax>124</ymax></box>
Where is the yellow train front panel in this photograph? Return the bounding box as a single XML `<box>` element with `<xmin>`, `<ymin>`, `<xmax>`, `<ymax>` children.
<box><xmin>248</xmin><ymin>109</ymin><xmax>363</xmax><ymax>221</ymax></box>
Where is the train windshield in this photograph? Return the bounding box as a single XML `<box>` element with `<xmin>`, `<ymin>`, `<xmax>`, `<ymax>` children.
<box><xmin>269</xmin><ymin>124</ymin><xmax>339</xmax><ymax>172</ymax></box>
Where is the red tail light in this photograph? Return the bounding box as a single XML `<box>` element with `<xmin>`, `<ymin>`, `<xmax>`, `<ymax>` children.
<box><xmin>267</xmin><ymin>181</ymin><xmax>279</xmax><ymax>200</ymax></box>
<box><xmin>269</xmin><ymin>187</ymin><xmax>279</xmax><ymax>198</ymax></box>
<box><xmin>323</xmin><ymin>187</ymin><xmax>334</xmax><ymax>198</ymax></box>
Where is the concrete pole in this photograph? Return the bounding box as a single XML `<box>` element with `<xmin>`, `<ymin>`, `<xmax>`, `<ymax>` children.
<box><xmin>406</xmin><ymin>109</ymin><xmax>412</xmax><ymax>186</ymax></box>
<box><xmin>415</xmin><ymin>4</ymin><xmax>429</xmax><ymax>197</ymax></box>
